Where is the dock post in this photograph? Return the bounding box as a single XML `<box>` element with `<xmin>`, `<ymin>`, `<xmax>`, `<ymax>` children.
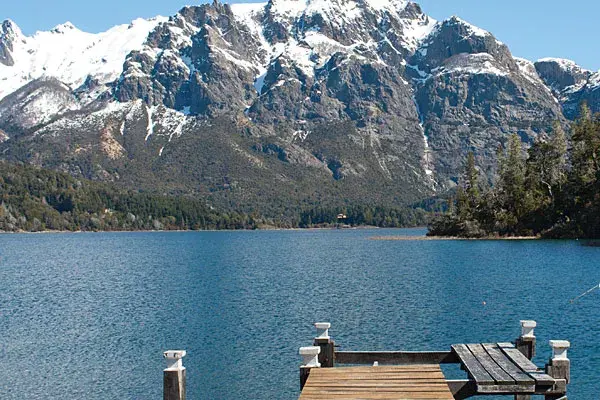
<box><xmin>514</xmin><ymin>321</ymin><xmax>536</xmax><ymax>400</ymax></box>
<box><xmin>516</xmin><ymin>320</ymin><xmax>537</xmax><ymax>360</ymax></box>
<box><xmin>313</xmin><ymin>322</ymin><xmax>335</xmax><ymax>368</ymax></box>
<box><xmin>545</xmin><ymin>340</ymin><xmax>570</xmax><ymax>400</ymax></box>
<box><xmin>299</xmin><ymin>346</ymin><xmax>321</xmax><ymax>390</ymax></box>
<box><xmin>164</xmin><ymin>350</ymin><xmax>186</xmax><ymax>400</ymax></box>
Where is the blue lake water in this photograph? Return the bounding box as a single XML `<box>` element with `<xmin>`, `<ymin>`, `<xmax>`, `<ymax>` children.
<box><xmin>0</xmin><ymin>229</ymin><xmax>598</xmax><ymax>399</ymax></box>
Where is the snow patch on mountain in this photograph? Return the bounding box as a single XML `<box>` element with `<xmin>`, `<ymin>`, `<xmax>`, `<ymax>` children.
<box><xmin>145</xmin><ymin>105</ymin><xmax>155</xmax><ymax>141</ymax></box>
<box><xmin>515</xmin><ymin>57</ymin><xmax>543</xmax><ymax>84</ymax></box>
<box><xmin>537</xmin><ymin>57</ymin><xmax>590</xmax><ymax>73</ymax></box>
<box><xmin>447</xmin><ymin>16</ymin><xmax>492</xmax><ymax>39</ymax></box>
<box><xmin>399</xmin><ymin>14</ymin><xmax>437</xmax><ymax>52</ymax></box>
<box><xmin>590</xmin><ymin>72</ymin><xmax>600</xmax><ymax>89</ymax></box>
<box><xmin>434</xmin><ymin>53</ymin><xmax>508</xmax><ymax>77</ymax></box>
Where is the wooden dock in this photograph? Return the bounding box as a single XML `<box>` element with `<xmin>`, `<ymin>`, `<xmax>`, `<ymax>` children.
<box><xmin>299</xmin><ymin>365</ymin><xmax>454</xmax><ymax>400</ymax></box>
<box><xmin>298</xmin><ymin>321</ymin><xmax>570</xmax><ymax>400</ymax></box>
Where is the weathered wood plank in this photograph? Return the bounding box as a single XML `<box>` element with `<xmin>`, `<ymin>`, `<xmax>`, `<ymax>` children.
<box><xmin>307</xmin><ymin>379</ymin><xmax>447</xmax><ymax>384</ymax></box>
<box><xmin>467</xmin><ymin>344</ymin><xmax>515</xmax><ymax>385</ymax></box>
<box><xmin>335</xmin><ymin>351</ymin><xmax>458</xmax><ymax>365</ymax></box>
<box><xmin>497</xmin><ymin>343</ymin><xmax>556</xmax><ymax>386</ymax></box>
<box><xmin>301</xmin><ymin>392</ymin><xmax>454</xmax><ymax>397</ymax></box>
<box><xmin>451</xmin><ymin>344</ymin><xmax>494</xmax><ymax>385</ymax></box>
<box><xmin>307</xmin><ymin>373</ymin><xmax>446</xmax><ymax>380</ymax></box>
<box><xmin>300</xmin><ymin>365</ymin><xmax>454</xmax><ymax>400</ymax></box>
<box><xmin>528</xmin><ymin>373</ymin><xmax>558</xmax><ymax>386</ymax></box>
<box><xmin>163</xmin><ymin>369</ymin><xmax>186</xmax><ymax>400</ymax></box>
<box><xmin>312</xmin><ymin>364</ymin><xmax>440</xmax><ymax>374</ymax></box>
<box><xmin>303</xmin><ymin>387</ymin><xmax>453</xmax><ymax>392</ymax></box>
<box><xmin>305</xmin><ymin>384</ymin><xmax>453</xmax><ymax>389</ymax></box>
<box><xmin>482</xmin><ymin>343</ymin><xmax>534</xmax><ymax>385</ymax></box>
<box><xmin>477</xmin><ymin>384</ymin><xmax>541</xmax><ymax>394</ymax></box>
<box><xmin>300</xmin><ymin>393</ymin><xmax>454</xmax><ymax>400</ymax></box>
<box><xmin>497</xmin><ymin>343</ymin><xmax>539</xmax><ymax>372</ymax></box>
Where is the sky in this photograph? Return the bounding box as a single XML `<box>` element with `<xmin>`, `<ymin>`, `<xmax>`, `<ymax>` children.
<box><xmin>3</xmin><ymin>0</ymin><xmax>599</xmax><ymax>70</ymax></box>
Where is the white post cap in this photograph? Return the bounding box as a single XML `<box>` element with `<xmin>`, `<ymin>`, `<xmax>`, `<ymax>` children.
<box><xmin>549</xmin><ymin>340</ymin><xmax>570</xmax><ymax>360</ymax></box>
<box><xmin>300</xmin><ymin>346</ymin><xmax>321</xmax><ymax>368</ymax></box>
<box><xmin>520</xmin><ymin>320</ymin><xmax>537</xmax><ymax>338</ymax></box>
<box><xmin>164</xmin><ymin>350</ymin><xmax>187</xmax><ymax>371</ymax></box>
<box><xmin>315</xmin><ymin>322</ymin><xmax>331</xmax><ymax>340</ymax></box>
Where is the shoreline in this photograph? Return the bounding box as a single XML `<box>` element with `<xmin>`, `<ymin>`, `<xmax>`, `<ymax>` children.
<box><xmin>0</xmin><ymin>225</ymin><xmax>402</xmax><ymax>235</ymax></box>
<box><xmin>369</xmin><ymin>235</ymin><xmax>540</xmax><ymax>241</ymax></box>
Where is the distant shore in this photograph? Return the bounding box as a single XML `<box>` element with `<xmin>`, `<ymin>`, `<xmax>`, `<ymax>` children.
<box><xmin>369</xmin><ymin>235</ymin><xmax>539</xmax><ymax>241</ymax></box>
<box><xmin>0</xmin><ymin>225</ymin><xmax>390</xmax><ymax>234</ymax></box>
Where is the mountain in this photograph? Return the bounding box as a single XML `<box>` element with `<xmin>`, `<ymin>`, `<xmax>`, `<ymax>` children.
<box><xmin>534</xmin><ymin>58</ymin><xmax>600</xmax><ymax>119</ymax></box>
<box><xmin>0</xmin><ymin>0</ymin><xmax>598</xmax><ymax>214</ymax></box>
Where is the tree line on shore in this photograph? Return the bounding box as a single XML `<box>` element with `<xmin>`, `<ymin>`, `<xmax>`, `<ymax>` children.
<box><xmin>0</xmin><ymin>161</ymin><xmax>427</xmax><ymax>232</ymax></box>
<box><xmin>429</xmin><ymin>104</ymin><xmax>600</xmax><ymax>238</ymax></box>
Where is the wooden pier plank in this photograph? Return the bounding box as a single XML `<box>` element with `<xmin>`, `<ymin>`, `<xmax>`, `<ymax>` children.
<box><xmin>335</xmin><ymin>351</ymin><xmax>459</xmax><ymax>365</ymax></box>
<box><xmin>466</xmin><ymin>344</ymin><xmax>515</xmax><ymax>385</ymax></box>
<box><xmin>299</xmin><ymin>365</ymin><xmax>454</xmax><ymax>400</ymax></box>
<box><xmin>497</xmin><ymin>343</ymin><xmax>556</xmax><ymax>386</ymax></box>
<box><xmin>451</xmin><ymin>344</ymin><xmax>494</xmax><ymax>385</ymax></box>
<box><xmin>497</xmin><ymin>343</ymin><xmax>538</xmax><ymax>372</ymax></box>
<box><xmin>482</xmin><ymin>344</ymin><xmax>534</xmax><ymax>386</ymax></box>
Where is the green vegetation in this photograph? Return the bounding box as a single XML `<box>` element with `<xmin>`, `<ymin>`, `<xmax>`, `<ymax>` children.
<box><xmin>0</xmin><ymin>161</ymin><xmax>258</xmax><ymax>231</ymax></box>
<box><xmin>0</xmin><ymin>161</ymin><xmax>428</xmax><ymax>232</ymax></box>
<box><xmin>429</xmin><ymin>104</ymin><xmax>600</xmax><ymax>239</ymax></box>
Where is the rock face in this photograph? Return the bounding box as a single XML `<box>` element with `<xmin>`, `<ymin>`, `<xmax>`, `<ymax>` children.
<box><xmin>534</xmin><ymin>58</ymin><xmax>598</xmax><ymax>119</ymax></box>
<box><xmin>567</xmin><ymin>78</ymin><xmax>600</xmax><ymax>117</ymax></box>
<box><xmin>409</xmin><ymin>18</ymin><xmax>563</xmax><ymax>185</ymax></box>
<box><xmin>0</xmin><ymin>0</ymin><xmax>598</xmax><ymax>210</ymax></box>
<box><xmin>0</xmin><ymin>78</ymin><xmax>81</xmax><ymax>131</ymax></box>
<box><xmin>0</xmin><ymin>20</ymin><xmax>19</xmax><ymax>66</ymax></box>
<box><xmin>535</xmin><ymin>58</ymin><xmax>592</xmax><ymax>92</ymax></box>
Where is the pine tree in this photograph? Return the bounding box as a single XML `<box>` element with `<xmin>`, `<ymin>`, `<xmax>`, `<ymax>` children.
<box><xmin>456</xmin><ymin>151</ymin><xmax>480</xmax><ymax>220</ymax></box>
<box><xmin>571</xmin><ymin>103</ymin><xmax>600</xmax><ymax>187</ymax></box>
<box><xmin>465</xmin><ymin>152</ymin><xmax>480</xmax><ymax>208</ymax></box>
<box><xmin>526</xmin><ymin>121</ymin><xmax>568</xmax><ymax>201</ymax></box>
<box><xmin>497</xmin><ymin>134</ymin><xmax>527</xmax><ymax>231</ymax></box>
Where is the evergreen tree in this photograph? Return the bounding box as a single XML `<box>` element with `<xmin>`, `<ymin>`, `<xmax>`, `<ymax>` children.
<box><xmin>465</xmin><ymin>152</ymin><xmax>480</xmax><ymax>208</ymax></box>
<box><xmin>456</xmin><ymin>152</ymin><xmax>480</xmax><ymax>220</ymax></box>
<box><xmin>496</xmin><ymin>134</ymin><xmax>527</xmax><ymax>231</ymax></box>
<box><xmin>526</xmin><ymin>121</ymin><xmax>568</xmax><ymax>203</ymax></box>
<box><xmin>571</xmin><ymin>103</ymin><xmax>599</xmax><ymax>187</ymax></box>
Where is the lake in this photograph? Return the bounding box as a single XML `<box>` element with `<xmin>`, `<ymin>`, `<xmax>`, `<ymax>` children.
<box><xmin>0</xmin><ymin>229</ymin><xmax>598</xmax><ymax>399</ymax></box>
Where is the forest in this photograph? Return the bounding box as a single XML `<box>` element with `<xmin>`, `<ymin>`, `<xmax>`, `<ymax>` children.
<box><xmin>0</xmin><ymin>161</ymin><xmax>428</xmax><ymax>232</ymax></box>
<box><xmin>429</xmin><ymin>104</ymin><xmax>600</xmax><ymax>239</ymax></box>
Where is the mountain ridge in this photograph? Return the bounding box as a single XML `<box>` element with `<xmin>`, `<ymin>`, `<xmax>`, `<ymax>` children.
<box><xmin>0</xmin><ymin>1</ymin><xmax>599</xmax><ymax>215</ymax></box>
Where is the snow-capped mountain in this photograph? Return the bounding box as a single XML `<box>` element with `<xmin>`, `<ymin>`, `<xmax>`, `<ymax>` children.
<box><xmin>0</xmin><ymin>17</ymin><xmax>166</xmax><ymax>101</ymax></box>
<box><xmin>0</xmin><ymin>0</ymin><xmax>598</xmax><ymax>209</ymax></box>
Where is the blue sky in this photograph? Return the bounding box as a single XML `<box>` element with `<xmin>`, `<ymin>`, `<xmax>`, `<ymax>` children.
<box><xmin>3</xmin><ymin>0</ymin><xmax>599</xmax><ymax>70</ymax></box>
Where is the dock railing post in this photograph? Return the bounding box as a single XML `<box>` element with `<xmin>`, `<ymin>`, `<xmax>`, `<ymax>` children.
<box><xmin>299</xmin><ymin>346</ymin><xmax>321</xmax><ymax>390</ymax></box>
<box><xmin>164</xmin><ymin>350</ymin><xmax>186</xmax><ymax>400</ymax></box>
<box><xmin>546</xmin><ymin>340</ymin><xmax>570</xmax><ymax>381</ymax></box>
<box><xmin>516</xmin><ymin>320</ymin><xmax>537</xmax><ymax>360</ymax></box>
<box><xmin>313</xmin><ymin>322</ymin><xmax>335</xmax><ymax>368</ymax></box>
